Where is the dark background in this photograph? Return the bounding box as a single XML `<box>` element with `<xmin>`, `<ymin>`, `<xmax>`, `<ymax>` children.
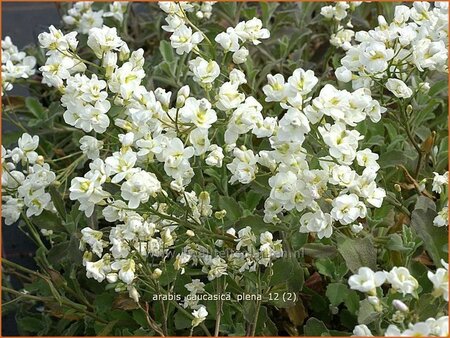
<box><xmin>2</xmin><ymin>2</ymin><xmax>60</xmax><ymax>335</ymax></box>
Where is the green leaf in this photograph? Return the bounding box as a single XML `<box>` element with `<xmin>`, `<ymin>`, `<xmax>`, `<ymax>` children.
<box><xmin>344</xmin><ymin>290</ymin><xmax>360</xmax><ymax>315</ymax></box>
<box><xmin>218</xmin><ymin>196</ymin><xmax>243</xmax><ymax>222</ymax></box>
<box><xmin>49</xmin><ymin>185</ymin><xmax>67</xmax><ymax>221</ymax></box>
<box><xmin>415</xmin><ymin>293</ymin><xmax>440</xmax><ymax>321</ymax></box>
<box><xmin>17</xmin><ymin>316</ymin><xmax>48</xmax><ymax>334</ymax></box>
<box><xmin>326</xmin><ymin>283</ymin><xmax>348</xmax><ymax>306</ymax></box>
<box><xmin>47</xmin><ymin>241</ymin><xmax>71</xmax><ymax>266</ymax></box>
<box><xmin>174</xmin><ymin>310</ymin><xmax>192</xmax><ymax>329</ymax></box>
<box><xmin>304</xmin><ymin>318</ymin><xmax>329</xmax><ymax>336</ymax></box>
<box><xmin>269</xmin><ymin>258</ymin><xmax>304</xmax><ymax>291</ymax></box>
<box><xmin>260</xmin><ymin>2</ymin><xmax>279</xmax><ymax>26</ymax></box>
<box><xmin>25</xmin><ymin>97</ymin><xmax>47</xmax><ymax>120</ymax></box>
<box><xmin>97</xmin><ymin>320</ymin><xmax>119</xmax><ymax>336</ymax></box>
<box><xmin>429</xmin><ymin>79</ymin><xmax>448</xmax><ymax>97</ymax></box>
<box><xmin>301</xmin><ymin>243</ymin><xmax>338</xmax><ymax>258</ymax></box>
<box><xmin>337</xmin><ymin>236</ymin><xmax>377</xmax><ymax>273</ymax></box>
<box><xmin>410</xmin><ymin>196</ymin><xmax>448</xmax><ymax>265</ymax></box>
<box><xmin>379</xmin><ymin>150</ymin><xmax>414</xmax><ymax>168</ymax></box>
<box><xmin>357</xmin><ymin>299</ymin><xmax>380</xmax><ymax>325</ymax></box>
<box><xmin>159</xmin><ymin>40</ymin><xmax>175</xmax><ymax>63</ymax></box>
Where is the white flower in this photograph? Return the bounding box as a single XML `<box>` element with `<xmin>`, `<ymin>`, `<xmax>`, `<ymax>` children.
<box><xmin>170</xmin><ymin>25</ymin><xmax>203</xmax><ymax>55</ymax></box>
<box><xmin>352</xmin><ymin>324</ymin><xmax>373</xmax><ymax>336</ymax></box>
<box><xmin>432</xmin><ymin>171</ymin><xmax>448</xmax><ymax>194</ymax></box>
<box><xmin>348</xmin><ymin>267</ymin><xmax>386</xmax><ymax>294</ymax></box>
<box><xmin>18</xmin><ymin>133</ymin><xmax>39</xmax><ymax>163</ymax></box>
<box><xmin>386</xmin><ymin>266</ymin><xmax>419</xmax><ymax>296</ymax></box>
<box><xmin>185</xmin><ymin>279</ymin><xmax>205</xmax><ymax>294</ymax></box>
<box><xmin>189</xmin><ymin>128</ymin><xmax>210</xmax><ymax>156</ymax></box>
<box><xmin>38</xmin><ymin>25</ymin><xmax>78</xmax><ymax>55</ymax></box>
<box><xmin>191</xmin><ymin>305</ymin><xmax>208</xmax><ymax>327</ymax></box>
<box><xmin>215</xmin><ymin>82</ymin><xmax>245</xmax><ymax>111</ymax></box>
<box><xmin>428</xmin><ymin>260</ymin><xmax>448</xmax><ymax>301</ymax></box>
<box><xmin>215</xmin><ymin>31</ymin><xmax>239</xmax><ymax>52</ymax></box>
<box><xmin>287</xmin><ymin>68</ymin><xmax>318</xmax><ymax>97</ymax></box>
<box><xmin>299</xmin><ymin>210</ymin><xmax>333</xmax><ymax>239</ymax></box>
<box><xmin>205</xmin><ymin>145</ymin><xmax>224</xmax><ymax>167</ymax></box>
<box><xmin>433</xmin><ymin>206</ymin><xmax>448</xmax><ymax>227</ymax></box>
<box><xmin>79</xmin><ymin>136</ymin><xmax>103</xmax><ymax>160</ymax></box>
<box><xmin>111</xmin><ymin>258</ymin><xmax>136</xmax><ymax>284</ymax></box>
<box><xmin>2</xmin><ymin>198</ymin><xmax>24</xmax><ymax>225</ymax></box>
<box><xmin>359</xmin><ymin>41</ymin><xmax>394</xmax><ymax>74</ymax></box>
<box><xmin>104</xmin><ymin>2</ymin><xmax>129</xmax><ymax>23</ymax></box>
<box><xmin>232</xmin><ymin>47</ymin><xmax>249</xmax><ymax>64</ymax></box>
<box><xmin>356</xmin><ymin>149</ymin><xmax>380</xmax><ymax>172</ymax></box>
<box><xmin>188</xmin><ymin>57</ymin><xmax>220</xmax><ymax>85</ymax></box>
<box><xmin>227</xmin><ymin>148</ymin><xmax>258</xmax><ymax>184</ymax></box>
<box><xmin>179</xmin><ymin>97</ymin><xmax>217</xmax><ymax>129</ymax></box>
<box><xmin>331</xmin><ymin>193</ymin><xmax>366</xmax><ymax>225</ymax></box>
<box><xmin>335</xmin><ymin>66</ymin><xmax>353</xmax><ymax>83</ymax></box>
<box><xmin>105</xmin><ymin>151</ymin><xmax>137</xmax><ymax>183</ymax></box>
<box><xmin>236</xmin><ymin>226</ymin><xmax>256</xmax><ymax>250</ymax></box>
<box><xmin>263</xmin><ymin>74</ymin><xmax>288</xmax><ymax>102</ymax></box>
<box><xmin>121</xmin><ymin>170</ymin><xmax>161</xmax><ymax>208</ymax></box>
<box><xmin>206</xmin><ymin>256</ymin><xmax>227</xmax><ymax>280</ymax></box>
<box><xmin>87</xmin><ymin>26</ymin><xmax>124</xmax><ymax>59</ymax></box>
<box><xmin>86</xmin><ymin>255</ymin><xmax>111</xmax><ymax>282</ymax></box>
<box><xmin>80</xmin><ymin>227</ymin><xmax>106</xmax><ymax>257</ymax></box>
<box><xmin>235</xmin><ymin>18</ymin><xmax>270</xmax><ymax>45</ymax></box>
<box><xmin>174</xmin><ymin>252</ymin><xmax>191</xmax><ymax>274</ymax></box>
<box><xmin>386</xmin><ymin>79</ymin><xmax>413</xmax><ymax>99</ymax></box>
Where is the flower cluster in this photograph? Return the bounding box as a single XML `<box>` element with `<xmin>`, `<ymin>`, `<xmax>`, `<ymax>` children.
<box><xmin>1</xmin><ymin>36</ymin><xmax>36</xmax><ymax>92</ymax></box>
<box><xmin>349</xmin><ymin>261</ymin><xmax>448</xmax><ymax>335</ymax></box>
<box><xmin>334</xmin><ymin>2</ymin><xmax>448</xmax><ymax>90</ymax></box>
<box><xmin>353</xmin><ymin>316</ymin><xmax>448</xmax><ymax>337</ymax></box>
<box><xmin>159</xmin><ymin>1</ymin><xmax>215</xmax><ymax>55</ymax></box>
<box><xmin>258</xmin><ymin>69</ymin><xmax>386</xmax><ymax>236</ymax></box>
<box><xmin>215</xmin><ymin>17</ymin><xmax>270</xmax><ymax>64</ymax></box>
<box><xmin>63</xmin><ymin>1</ymin><xmax>129</xmax><ymax>34</ymax></box>
<box><xmin>432</xmin><ymin>171</ymin><xmax>448</xmax><ymax>227</ymax></box>
<box><xmin>1</xmin><ymin>133</ymin><xmax>55</xmax><ymax>225</ymax></box>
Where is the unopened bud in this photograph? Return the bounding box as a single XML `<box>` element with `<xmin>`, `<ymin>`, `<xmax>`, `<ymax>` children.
<box><xmin>186</xmin><ymin>230</ymin><xmax>195</xmax><ymax>237</ymax></box>
<box><xmin>128</xmin><ymin>286</ymin><xmax>140</xmax><ymax>303</ymax></box>
<box><xmin>36</xmin><ymin>155</ymin><xmax>45</xmax><ymax>165</ymax></box>
<box><xmin>406</xmin><ymin>105</ymin><xmax>413</xmax><ymax>114</ymax></box>
<box><xmin>392</xmin><ymin>299</ymin><xmax>409</xmax><ymax>312</ymax></box>
<box><xmin>152</xmin><ymin>268</ymin><xmax>162</xmax><ymax>279</ymax></box>
<box><xmin>106</xmin><ymin>273</ymin><xmax>118</xmax><ymax>283</ymax></box>
<box><xmin>394</xmin><ymin>184</ymin><xmax>402</xmax><ymax>192</ymax></box>
<box><xmin>214</xmin><ymin>210</ymin><xmax>227</xmax><ymax>220</ymax></box>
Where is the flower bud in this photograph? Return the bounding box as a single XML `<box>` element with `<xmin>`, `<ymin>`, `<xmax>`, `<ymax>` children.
<box><xmin>368</xmin><ymin>296</ymin><xmax>382</xmax><ymax>311</ymax></box>
<box><xmin>186</xmin><ymin>230</ymin><xmax>195</xmax><ymax>237</ymax></box>
<box><xmin>119</xmin><ymin>44</ymin><xmax>130</xmax><ymax>61</ymax></box>
<box><xmin>335</xmin><ymin>66</ymin><xmax>352</xmax><ymax>83</ymax></box>
<box><xmin>232</xmin><ymin>47</ymin><xmax>249</xmax><ymax>64</ymax></box>
<box><xmin>368</xmin><ymin>296</ymin><xmax>380</xmax><ymax>306</ymax></box>
<box><xmin>350</xmin><ymin>223</ymin><xmax>364</xmax><ymax>233</ymax></box>
<box><xmin>214</xmin><ymin>210</ymin><xmax>227</xmax><ymax>220</ymax></box>
<box><xmin>406</xmin><ymin>105</ymin><xmax>413</xmax><ymax>114</ymax></box>
<box><xmin>152</xmin><ymin>268</ymin><xmax>162</xmax><ymax>279</ymax></box>
<box><xmin>36</xmin><ymin>155</ymin><xmax>45</xmax><ymax>165</ymax></box>
<box><xmin>106</xmin><ymin>273</ymin><xmax>118</xmax><ymax>283</ymax></box>
<box><xmin>128</xmin><ymin>286</ymin><xmax>140</xmax><ymax>303</ymax></box>
<box><xmin>392</xmin><ymin>299</ymin><xmax>409</xmax><ymax>312</ymax></box>
<box><xmin>419</xmin><ymin>82</ymin><xmax>430</xmax><ymax>93</ymax></box>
